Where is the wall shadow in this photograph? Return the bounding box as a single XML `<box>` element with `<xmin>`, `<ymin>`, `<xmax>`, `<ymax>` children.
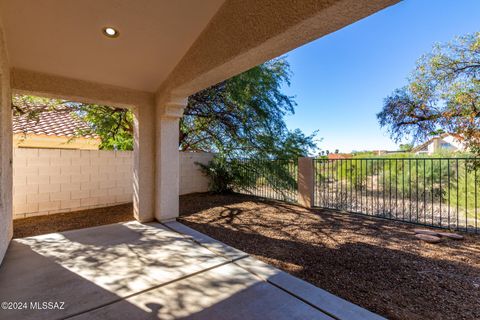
<box><xmin>0</xmin><ymin>242</ymin><xmax>158</xmax><ymax>320</ymax></box>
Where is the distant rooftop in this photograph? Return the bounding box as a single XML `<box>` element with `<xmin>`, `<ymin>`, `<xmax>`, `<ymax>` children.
<box><xmin>13</xmin><ymin>107</ymin><xmax>98</xmax><ymax>139</ymax></box>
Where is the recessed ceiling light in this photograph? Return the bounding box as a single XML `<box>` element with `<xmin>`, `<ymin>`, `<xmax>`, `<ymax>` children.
<box><xmin>102</xmin><ymin>27</ymin><xmax>119</xmax><ymax>38</ymax></box>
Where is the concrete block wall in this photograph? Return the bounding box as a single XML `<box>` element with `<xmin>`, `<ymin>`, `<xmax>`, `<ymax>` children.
<box><xmin>13</xmin><ymin>149</ymin><xmax>213</xmax><ymax>219</ymax></box>
<box><xmin>13</xmin><ymin>148</ymin><xmax>133</xmax><ymax>219</ymax></box>
<box><xmin>180</xmin><ymin>151</ymin><xmax>214</xmax><ymax>195</ymax></box>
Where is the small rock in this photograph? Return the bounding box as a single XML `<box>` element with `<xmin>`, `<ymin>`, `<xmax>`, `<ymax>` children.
<box><xmin>413</xmin><ymin>229</ymin><xmax>439</xmax><ymax>236</ymax></box>
<box><xmin>438</xmin><ymin>232</ymin><xmax>464</xmax><ymax>240</ymax></box>
<box><xmin>415</xmin><ymin>234</ymin><xmax>442</xmax><ymax>243</ymax></box>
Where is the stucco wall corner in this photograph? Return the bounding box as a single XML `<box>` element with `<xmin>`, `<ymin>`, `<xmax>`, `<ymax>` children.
<box><xmin>0</xmin><ymin>16</ymin><xmax>13</xmax><ymax>265</ymax></box>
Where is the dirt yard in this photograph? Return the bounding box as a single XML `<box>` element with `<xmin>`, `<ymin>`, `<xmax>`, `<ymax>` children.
<box><xmin>178</xmin><ymin>193</ymin><xmax>480</xmax><ymax>320</ymax></box>
<box><xmin>13</xmin><ymin>203</ymin><xmax>134</xmax><ymax>238</ymax></box>
<box><xmin>13</xmin><ymin>194</ymin><xmax>480</xmax><ymax>319</ymax></box>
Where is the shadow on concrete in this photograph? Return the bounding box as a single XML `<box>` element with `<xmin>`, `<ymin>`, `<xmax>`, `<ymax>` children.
<box><xmin>0</xmin><ymin>242</ymin><xmax>157</xmax><ymax>320</ymax></box>
<box><xmin>1</xmin><ymin>222</ymin><xmax>227</xmax><ymax>319</ymax></box>
<box><xmin>69</xmin><ymin>263</ymin><xmax>329</xmax><ymax>320</ymax></box>
<box><xmin>1</xmin><ymin>223</ymin><xmax>331</xmax><ymax>320</ymax></box>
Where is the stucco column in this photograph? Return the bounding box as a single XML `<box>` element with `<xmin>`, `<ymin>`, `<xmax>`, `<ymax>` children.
<box><xmin>132</xmin><ymin>103</ymin><xmax>156</xmax><ymax>222</ymax></box>
<box><xmin>0</xmin><ymin>24</ymin><xmax>13</xmax><ymax>264</ymax></box>
<box><xmin>155</xmin><ymin>98</ymin><xmax>187</xmax><ymax>221</ymax></box>
<box><xmin>298</xmin><ymin>157</ymin><xmax>314</xmax><ymax>208</ymax></box>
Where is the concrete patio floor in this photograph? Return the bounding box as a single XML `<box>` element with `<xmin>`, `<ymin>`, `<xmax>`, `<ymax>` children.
<box><xmin>0</xmin><ymin>221</ymin><xmax>384</xmax><ymax>320</ymax></box>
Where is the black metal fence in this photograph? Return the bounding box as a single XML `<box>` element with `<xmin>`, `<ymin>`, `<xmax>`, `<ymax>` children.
<box><xmin>313</xmin><ymin>158</ymin><xmax>479</xmax><ymax>233</ymax></box>
<box><xmin>234</xmin><ymin>158</ymin><xmax>297</xmax><ymax>202</ymax></box>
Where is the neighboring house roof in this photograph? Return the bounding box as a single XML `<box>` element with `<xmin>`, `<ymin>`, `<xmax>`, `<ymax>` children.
<box><xmin>327</xmin><ymin>153</ymin><xmax>352</xmax><ymax>160</ymax></box>
<box><xmin>13</xmin><ymin>108</ymin><xmax>98</xmax><ymax>138</ymax></box>
<box><xmin>412</xmin><ymin>133</ymin><xmax>465</xmax><ymax>153</ymax></box>
<box><xmin>412</xmin><ymin>143</ymin><xmax>429</xmax><ymax>153</ymax></box>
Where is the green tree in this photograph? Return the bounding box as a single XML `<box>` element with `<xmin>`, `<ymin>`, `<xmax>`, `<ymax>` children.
<box><xmin>377</xmin><ymin>32</ymin><xmax>480</xmax><ymax>154</ymax></box>
<box><xmin>76</xmin><ymin>104</ymin><xmax>133</xmax><ymax>150</ymax></box>
<box><xmin>181</xmin><ymin>57</ymin><xmax>317</xmax><ymax>159</ymax></box>
<box><xmin>399</xmin><ymin>143</ymin><xmax>414</xmax><ymax>152</ymax></box>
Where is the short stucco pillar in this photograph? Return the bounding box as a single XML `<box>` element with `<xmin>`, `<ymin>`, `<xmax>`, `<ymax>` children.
<box><xmin>298</xmin><ymin>157</ymin><xmax>314</xmax><ymax>208</ymax></box>
<box><xmin>155</xmin><ymin>98</ymin><xmax>187</xmax><ymax>221</ymax></box>
<box><xmin>132</xmin><ymin>103</ymin><xmax>156</xmax><ymax>222</ymax></box>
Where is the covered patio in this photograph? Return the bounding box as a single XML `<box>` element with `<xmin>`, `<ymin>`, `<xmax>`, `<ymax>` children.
<box><xmin>0</xmin><ymin>221</ymin><xmax>383</xmax><ymax>319</ymax></box>
<box><xmin>0</xmin><ymin>0</ymin><xmax>399</xmax><ymax>319</ymax></box>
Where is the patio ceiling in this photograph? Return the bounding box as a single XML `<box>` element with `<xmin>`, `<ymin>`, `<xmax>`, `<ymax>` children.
<box><xmin>0</xmin><ymin>0</ymin><xmax>225</xmax><ymax>92</ymax></box>
<box><xmin>0</xmin><ymin>0</ymin><xmax>399</xmax><ymax>100</ymax></box>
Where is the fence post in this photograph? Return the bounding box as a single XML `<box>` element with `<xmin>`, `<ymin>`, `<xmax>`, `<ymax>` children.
<box><xmin>298</xmin><ymin>157</ymin><xmax>314</xmax><ymax>208</ymax></box>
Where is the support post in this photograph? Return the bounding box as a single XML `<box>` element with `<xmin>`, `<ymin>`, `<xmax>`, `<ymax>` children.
<box><xmin>132</xmin><ymin>103</ymin><xmax>156</xmax><ymax>222</ymax></box>
<box><xmin>155</xmin><ymin>98</ymin><xmax>187</xmax><ymax>221</ymax></box>
<box><xmin>298</xmin><ymin>157</ymin><xmax>314</xmax><ymax>208</ymax></box>
<box><xmin>0</xmin><ymin>25</ymin><xmax>13</xmax><ymax>264</ymax></box>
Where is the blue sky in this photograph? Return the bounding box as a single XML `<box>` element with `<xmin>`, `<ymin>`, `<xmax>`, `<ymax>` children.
<box><xmin>282</xmin><ymin>0</ymin><xmax>480</xmax><ymax>154</ymax></box>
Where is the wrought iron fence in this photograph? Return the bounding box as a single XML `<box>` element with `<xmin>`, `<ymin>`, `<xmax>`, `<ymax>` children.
<box><xmin>233</xmin><ymin>158</ymin><xmax>298</xmax><ymax>202</ymax></box>
<box><xmin>313</xmin><ymin>158</ymin><xmax>479</xmax><ymax>233</ymax></box>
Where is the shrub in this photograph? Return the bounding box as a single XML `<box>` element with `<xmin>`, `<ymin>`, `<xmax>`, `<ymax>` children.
<box><xmin>197</xmin><ymin>157</ymin><xmax>235</xmax><ymax>193</ymax></box>
<box><xmin>198</xmin><ymin>156</ymin><xmax>298</xmax><ymax>196</ymax></box>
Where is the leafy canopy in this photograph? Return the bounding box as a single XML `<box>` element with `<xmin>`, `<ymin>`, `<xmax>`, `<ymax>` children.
<box><xmin>377</xmin><ymin>32</ymin><xmax>480</xmax><ymax>154</ymax></box>
<box><xmin>181</xmin><ymin>57</ymin><xmax>317</xmax><ymax>159</ymax></box>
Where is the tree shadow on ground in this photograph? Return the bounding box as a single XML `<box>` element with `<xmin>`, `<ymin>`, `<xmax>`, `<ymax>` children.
<box><xmin>179</xmin><ymin>193</ymin><xmax>480</xmax><ymax>320</ymax></box>
<box><xmin>3</xmin><ymin>221</ymin><xmax>329</xmax><ymax>320</ymax></box>
<box><xmin>13</xmin><ymin>203</ymin><xmax>134</xmax><ymax>238</ymax></box>
<box><xmin>0</xmin><ymin>242</ymin><xmax>164</xmax><ymax>320</ymax></box>
<box><xmin>180</xmin><ymin>193</ymin><xmax>263</xmax><ymax>216</ymax></box>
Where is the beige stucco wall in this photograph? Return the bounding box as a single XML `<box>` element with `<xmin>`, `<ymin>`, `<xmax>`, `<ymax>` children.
<box><xmin>298</xmin><ymin>157</ymin><xmax>314</xmax><ymax>208</ymax></box>
<box><xmin>13</xmin><ymin>134</ymin><xmax>101</xmax><ymax>150</ymax></box>
<box><xmin>155</xmin><ymin>101</ymin><xmax>187</xmax><ymax>222</ymax></box>
<box><xmin>13</xmin><ymin>149</ymin><xmax>212</xmax><ymax>219</ymax></box>
<box><xmin>180</xmin><ymin>152</ymin><xmax>214</xmax><ymax>195</ymax></box>
<box><xmin>0</xmin><ymin>17</ymin><xmax>12</xmax><ymax>264</ymax></box>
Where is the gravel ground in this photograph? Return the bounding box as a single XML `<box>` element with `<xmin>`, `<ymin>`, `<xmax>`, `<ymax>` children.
<box><xmin>13</xmin><ymin>203</ymin><xmax>134</xmax><ymax>238</ymax></box>
<box><xmin>178</xmin><ymin>193</ymin><xmax>480</xmax><ymax>320</ymax></box>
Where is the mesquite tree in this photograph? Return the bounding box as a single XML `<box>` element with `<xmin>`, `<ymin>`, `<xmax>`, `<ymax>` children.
<box><xmin>377</xmin><ymin>32</ymin><xmax>480</xmax><ymax>154</ymax></box>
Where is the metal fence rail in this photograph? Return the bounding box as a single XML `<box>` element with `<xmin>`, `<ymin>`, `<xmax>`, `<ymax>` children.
<box><xmin>313</xmin><ymin>158</ymin><xmax>479</xmax><ymax>233</ymax></box>
<box><xmin>234</xmin><ymin>158</ymin><xmax>298</xmax><ymax>202</ymax></box>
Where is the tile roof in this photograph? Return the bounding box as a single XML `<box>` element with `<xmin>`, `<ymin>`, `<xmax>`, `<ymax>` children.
<box><xmin>13</xmin><ymin>108</ymin><xmax>99</xmax><ymax>138</ymax></box>
<box><xmin>327</xmin><ymin>153</ymin><xmax>352</xmax><ymax>159</ymax></box>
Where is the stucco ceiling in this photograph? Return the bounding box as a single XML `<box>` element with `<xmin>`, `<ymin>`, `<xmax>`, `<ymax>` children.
<box><xmin>0</xmin><ymin>0</ymin><xmax>225</xmax><ymax>92</ymax></box>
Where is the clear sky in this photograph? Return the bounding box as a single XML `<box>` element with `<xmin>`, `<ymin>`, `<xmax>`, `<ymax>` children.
<box><xmin>282</xmin><ymin>0</ymin><xmax>480</xmax><ymax>154</ymax></box>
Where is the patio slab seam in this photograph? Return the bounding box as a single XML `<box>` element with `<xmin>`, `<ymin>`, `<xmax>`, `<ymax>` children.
<box><xmin>62</xmin><ymin>258</ymin><xmax>234</xmax><ymax>320</ymax></box>
<box><xmin>165</xmin><ymin>221</ymin><xmax>385</xmax><ymax>320</ymax></box>
<box><xmin>161</xmin><ymin>221</ymin><xmax>249</xmax><ymax>261</ymax></box>
<box><xmin>234</xmin><ymin>257</ymin><xmax>386</xmax><ymax>320</ymax></box>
